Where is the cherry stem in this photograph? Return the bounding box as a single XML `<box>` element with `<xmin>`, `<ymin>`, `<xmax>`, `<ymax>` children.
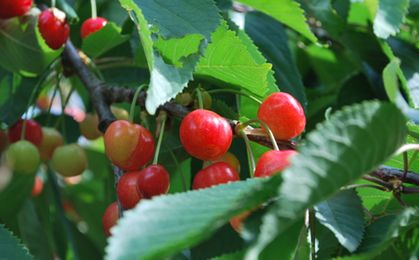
<box><xmin>196</xmin><ymin>88</ymin><xmax>204</xmax><ymax>109</ymax></box>
<box><xmin>239</xmin><ymin>129</ymin><xmax>256</xmax><ymax>176</ymax></box>
<box><xmin>51</xmin><ymin>0</ymin><xmax>56</xmax><ymax>8</ymax></box>
<box><xmin>240</xmin><ymin>119</ymin><xmax>279</xmax><ymax>151</ymax></box>
<box><xmin>20</xmin><ymin>120</ymin><xmax>27</xmax><ymax>141</ymax></box>
<box><xmin>46</xmin><ymin>82</ymin><xmax>60</xmax><ymax>126</ymax></box>
<box><xmin>207</xmin><ymin>89</ymin><xmax>262</xmax><ymax>105</ymax></box>
<box><xmin>129</xmin><ymin>84</ymin><xmax>146</xmax><ymax>123</ymax></box>
<box><xmin>153</xmin><ymin>111</ymin><xmax>167</xmax><ymax>164</ymax></box>
<box><xmin>90</xmin><ymin>0</ymin><xmax>97</xmax><ymax>18</ymax></box>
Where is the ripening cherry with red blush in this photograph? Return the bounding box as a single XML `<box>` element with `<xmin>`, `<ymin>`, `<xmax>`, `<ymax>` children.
<box><xmin>117</xmin><ymin>171</ymin><xmax>143</xmax><ymax>209</ymax></box>
<box><xmin>8</xmin><ymin>119</ymin><xmax>43</xmax><ymax>147</ymax></box>
<box><xmin>193</xmin><ymin>162</ymin><xmax>239</xmax><ymax>190</ymax></box>
<box><xmin>102</xmin><ymin>202</ymin><xmax>119</xmax><ymax>237</ymax></box>
<box><xmin>0</xmin><ymin>0</ymin><xmax>32</xmax><ymax>19</ymax></box>
<box><xmin>254</xmin><ymin>150</ymin><xmax>297</xmax><ymax>178</ymax></box>
<box><xmin>180</xmin><ymin>109</ymin><xmax>232</xmax><ymax>161</ymax></box>
<box><xmin>258</xmin><ymin>92</ymin><xmax>305</xmax><ymax>140</ymax></box>
<box><xmin>81</xmin><ymin>17</ymin><xmax>107</xmax><ymax>38</ymax></box>
<box><xmin>38</xmin><ymin>8</ymin><xmax>70</xmax><ymax>50</ymax></box>
<box><xmin>104</xmin><ymin>120</ymin><xmax>155</xmax><ymax>171</ymax></box>
<box><xmin>137</xmin><ymin>164</ymin><xmax>170</xmax><ymax>198</ymax></box>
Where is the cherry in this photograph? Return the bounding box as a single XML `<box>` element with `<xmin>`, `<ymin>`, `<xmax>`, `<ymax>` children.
<box><xmin>0</xmin><ymin>0</ymin><xmax>32</xmax><ymax>19</ymax></box>
<box><xmin>31</xmin><ymin>176</ymin><xmax>43</xmax><ymax>197</ymax></box>
<box><xmin>137</xmin><ymin>164</ymin><xmax>170</xmax><ymax>198</ymax></box>
<box><xmin>257</xmin><ymin>92</ymin><xmax>305</xmax><ymax>140</ymax></box>
<box><xmin>102</xmin><ymin>202</ymin><xmax>119</xmax><ymax>237</ymax></box>
<box><xmin>175</xmin><ymin>92</ymin><xmax>192</xmax><ymax>106</ymax></box>
<box><xmin>0</xmin><ymin>130</ymin><xmax>8</xmax><ymax>153</ymax></box>
<box><xmin>8</xmin><ymin>119</ymin><xmax>43</xmax><ymax>147</ymax></box>
<box><xmin>38</xmin><ymin>8</ymin><xmax>70</xmax><ymax>50</ymax></box>
<box><xmin>254</xmin><ymin>150</ymin><xmax>297</xmax><ymax>178</ymax></box>
<box><xmin>79</xmin><ymin>113</ymin><xmax>102</xmax><ymax>140</ymax></box>
<box><xmin>104</xmin><ymin>120</ymin><xmax>155</xmax><ymax>171</ymax></box>
<box><xmin>117</xmin><ymin>171</ymin><xmax>143</xmax><ymax>209</ymax></box>
<box><xmin>194</xmin><ymin>91</ymin><xmax>212</xmax><ymax>109</ymax></box>
<box><xmin>192</xmin><ymin>162</ymin><xmax>239</xmax><ymax>190</ymax></box>
<box><xmin>111</xmin><ymin>106</ymin><xmax>129</xmax><ymax>121</ymax></box>
<box><xmin>6</xmin><ymin>140</ymin><xmax>40</xmax><ymax>174</ymax></box>
<box><xmin>80</xmin><ymin>17</ymin><xmax>108</xmax><ymax>38</ymax></box>
<box><xmin>51</xmin><ymin>144</ymin><xmax>87</xmax><ymax>177</ymax></box>
<box><xmin>180</xmin><ymin>109</ymin><xmax>232</xmax><ymax>161</ymax></box>
<box><xmin>39</xmin><ymin>127</ymin><xmax>64</xmax><ymax>160</ymax></box>
<box><xmin>203</xmin><ymin>152</ymin><xmax>241</xmax><ymax>173</ymax></box>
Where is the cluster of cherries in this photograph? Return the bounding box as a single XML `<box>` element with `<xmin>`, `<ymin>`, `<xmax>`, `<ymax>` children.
<box><xmin>1</xmin><ymin>118</ymin><xmax>88</xmax><ymax>196</ymax></box>
<box><xmin>102</xmin><ymin>91</ymin><xmax>306</xmax><ymax>235</ymax></box>
<box><xmin>0</xmin><ymin>0</ymin><xmax>108</xmax><ymax>50</ymax></box>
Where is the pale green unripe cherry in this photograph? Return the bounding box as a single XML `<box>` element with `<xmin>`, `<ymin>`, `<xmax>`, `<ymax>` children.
<box><xmin>6</xmin><ymin>140</ymin><xmax>40</xmax><ymax>174</ymax></box>
<box><xmin>51</xmin><ymin>144</ymin><xmax>87</xmax><ymax>177</ymax></box>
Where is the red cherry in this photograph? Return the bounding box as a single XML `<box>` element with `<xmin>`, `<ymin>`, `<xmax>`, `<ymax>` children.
<box><xmin>104</xmin><ymin>120</ymin><xmax>155</xmax><ymax>171</ymax></box>
<box><xmin>80</xmin><ymin>17</ymin><xmax>108</xmax><ymax>38</ymax></box>
<box><xmin>180</xmin><ymin>109</ymin><xmax>232</xmax><ymax>161</ymax></box>
<box><xmin>8</xmin><ymin>119</ymin><xmax>43</xmax><ymax>147</ymax></box>
<box><xmin>258</xmin><ymin>92</ymin><xmax>305</xmax><ymax>140</ymax></box>
<box><xmin>102</xmin><ymin>202</ymin><xmax>119</xmax><ymax>237</ymax></box>
<box><xmin>254</xmin><ymin>150</ymin><xmax>297</xmax><ymax>178</ymax></box>
<box><xmin>192</xmin><ymin>162</ymin><xmax>239</xmax><ymax>190</ymax></box>
<box><xmin>31</xmin><ymin>176</ymin><xmax>43</xmax><ymax>197</ymax></box>
<box><xmin>0</xmin><ymin>0</ymin><xmax>32</xmax><ymax>19</ymax></box>
<box><xmin>137</xmin><ymin>164</ymin><xmax>170</xmax><ymax>198</ymax></box>
<box><xmin>38</xmin><ymin>8</ymin><xmax>70</xmax><ymax>50</ymax></box>
<box><xmin>117</xmin><ymin>171</ymin><xmax>143</xmax><ymax>209</ymax></box>
<box><xmin>0</xmin><ymin>130</ymin><xmax>8</xmax><ymax>153</ymax></box>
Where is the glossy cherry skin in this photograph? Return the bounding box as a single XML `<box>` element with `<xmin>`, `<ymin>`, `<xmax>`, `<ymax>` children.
<box><xmin>137</xmin><ymin>164</ymin><xmax>170</xmax><ymax>198</ymax></box>
<box><xmin>31</xmin><ymin>176</ymin><xmax>44</xmax><ymax>197</ymax></box>
<box><xmin>180</xmin><ymin>109</ymin><xmax>232</xmax><ymax>161</ymax></box>
<box><xmin>117</xmin><ymin>171</ymin><xmax>143</xmax><ymax>209</ymax></box>
<box><xmin>38</xmin><ymin>8</ymin><xmax>70</xmax><ymax>50</ymax></box>
<box><xmin>102</xmin><ymin>202</ymin><xmax>119</xmax><ymax>237</ymax></box>
<box><xmin>6</xmin><ymin>140</ymin><xmax>40</xmax><ymax>174</ymax></box>
<box><xmin>51</xmin><ymin>144</ymin><xmax>87</xmax><ymax>177</ymax></box>
<box><xmin>80</xmin><ymin>17</ymin><xmax>108</xmax><ymax>38</ymax></box>
<box><xmin>39</xmin><ymin>127</ymin><xmax>64</xmax><ymax>161</ymax></box>
<box><xmin>8</xmin><ymin>119</ymin><xmax>43</xmax><ymax>147</ymax></box>
<box><xmin>203</xmin><ymin>152</ymin><xmax>241</xmax><ymax>174</ymax></box>
<box><xmin>258</xmin><ymin>92</ymin><xmax>305</xmax><ymax>140</ymax></box>
<box><xmin>254</xmin><ymin>150</ymin><xmax>297</xmax><ymax>178</ymax></box>
<box><xmin>0</xmin><ymin>0</ymin><xmax>32</xmax><ymax>19</ymax></box>
<box><xmin>193</xmin><ymin>162</ymin><xmax>239</xmax><ymax>190</ymax></box>
<box><xmin>104</xmin><ymin>120</ymin><xmax>155</xmax><ymax>171</ymax></box>
<box><xmin>0</xmin><ymin>130</ymin><xmax>8</xmax><ymax>153</ymax></box>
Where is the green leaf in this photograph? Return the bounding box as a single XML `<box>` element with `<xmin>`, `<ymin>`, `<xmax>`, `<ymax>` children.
<box><xmin>314</xmin><ymin>190</ymin><xmax>365</xmax><ymax>252</ymax></box>
<box><xmin>0</xmin><ymin>224</ymin><xmax>32</xmax><ymax>260</ymax></box>
<box><xmin>237</xmin><ymin>0</ymin><xmax>317</xmax><ymax>43</ymax></box>
<box><xmin>106</xmin><ymin>177</ymin><xmax>282</xmax><ymax>260</ymax></box>
<box><xmin>154</xmin><ymin>34</ymin><xmax>204</xmax><ymax>67</ymax></box>
<box><xmin>382</xmin><ymin>59</ymin><xmax>400</xmax><ymax>102</ymax></box>
<box><xmin>245</xmin><ymin>12</ymin><xmax>307</xmax><ymax>108</ymax></box>
<box><xmin>195</xmin><ymin>22</ymin><xmax>272</xmax><ymax>97</ymax></box>
<box><xmin>56</xmin><ymin>0</ymin><xmax>79</xmax><ymax>22</ymax></box>
<box><xmin>0</xmin><ymin>16</ymin><xmax>60</xmax><ymax>75</ymax></box>
<box><xmin>247</xmin><ymin>101</ymin><xmax>407</xmax><ymax>258</ymax></box>
<box><xmin>356</xmin><ymin>207</ymin><xmax>419</xmax><ymax>256</ymax></box>
<box><xmin>373</xmin><ymin>0</ymin><xmax>410</xmax><ymax>39</ymax></box>
<box><xmin>82</xmin><ymin>23</ymin><xmax>130</xmax><ymax>58</ymax></box>
<box><xmin>119</xmin><ymin>0</ymin><xmax>221</xmax><ymax>114</ymax></box>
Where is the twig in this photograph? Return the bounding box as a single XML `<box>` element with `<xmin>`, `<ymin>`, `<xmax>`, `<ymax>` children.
<box><xmin>308</xmin><ymin>209</ymin><xmax>316</xmax><ymax>260</ymax></box>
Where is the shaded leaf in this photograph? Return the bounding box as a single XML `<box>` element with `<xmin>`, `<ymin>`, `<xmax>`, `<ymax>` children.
<box><xmin>315</xmin><ymin>189</ymin><xmax>365</xmax><ymax>252</ymax></box>
<box><xmin>0</xmin><ymin>224</ymin><xmax>32</xmax><ymax>260</ymax></box>
<box><xmin>373</xmin><ymin>0</ymin><xmax>410</xmax><ymax>39</ymax></box>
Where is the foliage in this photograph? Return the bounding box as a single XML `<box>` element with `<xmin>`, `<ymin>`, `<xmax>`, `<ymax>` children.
<box><xmin>0</xmin><ymin>0</ymin><xmax>418</xmax><ymax>259</ymax></box>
